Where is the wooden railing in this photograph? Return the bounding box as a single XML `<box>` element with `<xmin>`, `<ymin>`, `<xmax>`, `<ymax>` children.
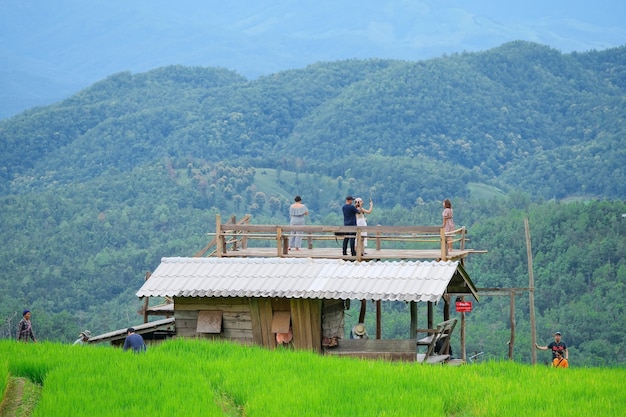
<box><xmin>210</xmin><ymin>214</ymin><xmax>467</xmax><ymax>260</ymax></box>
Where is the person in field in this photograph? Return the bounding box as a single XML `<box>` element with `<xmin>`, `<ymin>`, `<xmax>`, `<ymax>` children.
<box><xmin>552</xmin><ymin>350</ymin><xmax>569</xmax><ymax>368</ymax></box>
<box><xmin>17</xmin><ymin>309</ymin><xmax>37</xmax><ymax>343</ymax></box>
<box><xmin>73</xmin><ymin>330</ymin><xmax>91</xmax><ymax>345</ymax></box>
<box><xmin>123</xmin><ymin>327</ymin><xmax>147</xmax><ymax>353</ymax></box>
<box><xmin>536</xmin><ymin>331</ymin><xmax>568</xmax><ymax>364</ymax></box>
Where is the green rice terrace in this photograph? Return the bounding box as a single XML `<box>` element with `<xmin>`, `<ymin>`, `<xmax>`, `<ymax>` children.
<box><xmin>1</xmin><ymin>339</ymin><xmax>624</xmax><ymax>416</ymax></box>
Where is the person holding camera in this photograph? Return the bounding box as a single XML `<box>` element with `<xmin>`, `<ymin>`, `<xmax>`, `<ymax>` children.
<box><xmin>342</xmin><ymin>196</ymin><xmax>362</xmax><ymax>256</ymax></box>
<box><xmin>354</xmin><ymin>197</ymin><xmax>373</xmax><ymax>254</ymax></box>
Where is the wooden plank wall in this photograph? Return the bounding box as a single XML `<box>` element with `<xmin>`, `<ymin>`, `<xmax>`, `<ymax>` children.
<box><xmin>174</xmin><ymin>297</ymin><xmax>255</xmax><ymax>344</ymax></box>
<box><xmin>249</xmin><ymin>298</ymin><xmax>273</xmax><ymax>347</ymax></box>
<box><xmin>175</xmin><ymin>296</ymin><xmax>333</xmax><ymax>354</ymax></box>
<box><xmin>291</xmin><ymin>298</ymin><xmax>322</xmax><ymax>353</ymax></box>
<box><xmin>322</xmin><ymin>299</ymin><xmax>345</xmax><ymax>339</ymax></box>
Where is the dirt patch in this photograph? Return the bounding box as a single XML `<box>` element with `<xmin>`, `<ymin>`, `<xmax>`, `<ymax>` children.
<box><xmin>0</xmin><ymin>377</ymin><xmax>41</xmax><ymax>417</ymax></box>
<box><xmin>216</xmin><ymin>391</ymin><xmax>246</xmax><ymax>417</ymax></box>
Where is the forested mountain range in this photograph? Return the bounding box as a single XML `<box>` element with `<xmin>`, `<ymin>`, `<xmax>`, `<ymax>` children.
<box><xmin>3</xmin><ymin>41</ymin><xmax>626</xmax><ymax>201</ymax></box>
<box><xmin>1</xmin><ymin>41</ymin><xmax>625</xmax><ymax>366</ymax></box>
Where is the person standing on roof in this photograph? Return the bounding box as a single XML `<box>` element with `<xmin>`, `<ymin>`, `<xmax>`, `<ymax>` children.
<box><xmin>342</xmin><ymin>196</ymin><xmax>363</xmax><ymax>257</ymax></box>
<box><xmin>442</xmin><ymin>199</ymin><xmax>455</xmax><ymax>253</ymax></box>
<box><xmin>288</xmin><ymin>195</ymin><xmax>309</xmax><ymax>251</ymax></box>
<box><xmin>354</xmin><ymin>197</ymin><xmax>373</xmax><ymax>254</ymax></box>
<box><xmin>123</xmin><ymin>328</ymin><xmax>147</xmax><ymax>353</ymax></box>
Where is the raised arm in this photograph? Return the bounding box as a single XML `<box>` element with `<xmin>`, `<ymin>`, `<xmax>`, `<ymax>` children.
<box><xmin>362</xmin><ymin>199</ymin><xmax>374</xmax><ymax>214</ymax></box>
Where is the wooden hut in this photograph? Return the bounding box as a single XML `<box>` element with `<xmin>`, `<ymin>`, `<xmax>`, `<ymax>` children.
<box><xmin>136</xmin><ymin>257</ymin><xmax>478</xmax><ymax>359</ymax></box>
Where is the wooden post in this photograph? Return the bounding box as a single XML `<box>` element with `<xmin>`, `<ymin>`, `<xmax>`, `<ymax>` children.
<box><xmin>508</xmin><ymin>289</ymin><xmax>516</xmax><ymax>360</ymax></box>
<box><xmin>358</xmin><ymin>300</ymin><xmax>367</xmax><ymax>324</ymax></box>
<box><xmin>427</xmin><ymin>301</ymin><xmax>434</xmax><ymax>329</ymax></box>
<box><xmin>410</xmin><ymin>301</ymin><xmax>418</xmax><ymax>340</ymax></box>
<box><xmin>525</xmin><ymin>217</ymin><xmax>537</xmax><ymax>364</ymax></box>
<box><xmin>440</xmin><ymin>227</ymin><xmax>447</xmax><ymax>260</ymax></box>
<box><xmin>230</xmin><ymin>215</ymin><xmax>237</xmax><ymax>251</ymax></box>
<box><xmin>241</xmin><ymin>215</ymin><xmax>249</xmax><ymax>249</ymax></box>
<box><xmin>215</xmin><ymin>214</ymin><xmax>223</xmax><ymax>257</ymax></box>
<box><xmin>277</xmin><ymin>227</ymin><xmax>284</xmax><ymax>257</ymax></box>
<box><xmin>375</xmin><ymin>226</ymin><xmax>382</xmax><ymax>251</ymax></box>
<box><xmin>375</xmin><ymin>300</ymin><xmax>382</xmax><ymax>339</ymax></box>
<box><xmin>142</xmin><ymin>271</ymin><xmax>151</xmax><ymax>323</ymax></box>
<box><xmin>459</xmin><ymin>296</ymin><xmax>466</xmax><ymax>362</ymax></box>
<box><xmin>460</xmin><ymin>226</ymin><xmax>466</xmax><ymax>250</ymax></box>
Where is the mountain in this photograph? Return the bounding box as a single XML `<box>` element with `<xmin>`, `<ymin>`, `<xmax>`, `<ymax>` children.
<box><xmin>2</xmin><ymin>42</ymin><xmax>625</xmax><ymax>201</ymax></box>
<box><xmin>1</xmin><ymin>0</ymin><xmax>625</xmax><ymax>119</ymax></box>
<box><xmin>1</xmin><ymin>43</ymin><xmax>625</xmax><ymax>365</ymax></box>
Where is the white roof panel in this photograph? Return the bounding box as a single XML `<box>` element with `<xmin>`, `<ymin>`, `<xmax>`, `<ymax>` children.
<box><xmin>136</xmin><ymin>257</ymin><xmax>475</xmax><ymax>303</ymax></box>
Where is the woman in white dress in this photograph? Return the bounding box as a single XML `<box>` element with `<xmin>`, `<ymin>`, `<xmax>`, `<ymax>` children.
<box><xmin>442</xmin><ymin>198</ymin><xmax>455</xmax><ymax>252</ymax></box>
<box><xmin>354</xmin><ymin>197</ymin><xmax>373</xmax><ymax>254</ymax></box>
<box><xmin>289</xmin><ymin>195</ymin><xmax>309</xmax><ymax>250</ymax></box>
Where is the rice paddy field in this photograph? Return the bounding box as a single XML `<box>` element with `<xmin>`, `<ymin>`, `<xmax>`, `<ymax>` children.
<box><xmin>1</xmin><ymin>338</ymin><xmax>624</xmax><ymax>416</ymax></box>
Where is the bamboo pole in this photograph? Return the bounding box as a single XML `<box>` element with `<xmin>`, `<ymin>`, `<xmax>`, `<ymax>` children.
<box><xmin>525</xmin><ymin>217</ymin><xmax>537</xmax><ymax>364</ymax></box>
<box><xmin>508</xmin><ymin>289</ymin><xmax>515</xmax><ymax>360</ymax></box>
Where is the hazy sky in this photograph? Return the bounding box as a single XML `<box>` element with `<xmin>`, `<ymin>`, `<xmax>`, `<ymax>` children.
<box><xmin>1</xmin><ymin>0</ymin><xmax>624</xmax><ymax>118</ymax></box>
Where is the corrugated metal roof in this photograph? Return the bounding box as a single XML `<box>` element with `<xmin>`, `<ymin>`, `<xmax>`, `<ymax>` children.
<box><xmin>137</xmin><ymin>257</ymin><xmax>476</xmax><ymax>303</ymax></box>
<box><xmin>88</xmin><ymin>317</ymin><xmax>175</xmax><ymax>344</ymax></box>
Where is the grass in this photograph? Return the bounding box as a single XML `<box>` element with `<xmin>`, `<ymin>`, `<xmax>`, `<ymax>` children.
<box><xmin>1</xmin><ymin>339</ymin><xmax>625</xmax><ymax>416</ymax></box>
<box><xmin>0</xmin><ymin>377</ymin><xmax>42</xmax><ymax>417</ymax></box>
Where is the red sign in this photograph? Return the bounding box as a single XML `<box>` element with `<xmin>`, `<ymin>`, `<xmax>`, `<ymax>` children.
<box><xmin>456</xmin><ymin>301</ymin><xmax>472</xmax><ymax>313</ymax></box>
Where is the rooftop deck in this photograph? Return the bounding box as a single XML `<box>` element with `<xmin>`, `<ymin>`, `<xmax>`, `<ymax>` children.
<box><xmin>195</xmin><ymin>214</ymin><xmax>486</xmax><ymax>262</ymax></box>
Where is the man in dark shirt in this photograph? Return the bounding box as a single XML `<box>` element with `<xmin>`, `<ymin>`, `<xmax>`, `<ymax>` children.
<box><xmin>123</xmin><ymin>327</ymin><xmax>147</xmax><ymax>353</ymax></box>
<box><xmin>536</xmin><ymin>331</ymin><xmax>568</xmax><ymax>361</ymax></box>
<box><xmin>342</xmin><ymin>196</ymin><xmax>361</xmax><ymax>256</ymax></box>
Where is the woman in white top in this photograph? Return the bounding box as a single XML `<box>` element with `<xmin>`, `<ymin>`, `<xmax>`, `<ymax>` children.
<box><xmin>289</xmin><ymin>195</ymin><xmax>309</xmax><ymax>250</ymax></box>
<box><xmin>442</xmin><ymin>199</ymin><xmax>455</xmax><ymax>252</ymax></box>
<box><xmin>354</xmin><ymin>197</ymin><xmax>373</xmax><ymax>253</ymax></box>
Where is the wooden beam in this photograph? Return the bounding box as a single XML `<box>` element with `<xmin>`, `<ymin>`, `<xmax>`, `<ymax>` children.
<box><xmin>409</xmin><ymin>301</ymin><xmax>417</xmax><ymax>340</ymax></box>
<box><xmin>276</xmin><ymin>227</ymin><xmax>284</xmax><ymax>257</ymax></box>
<box><xmin>215</xmin><ymin>214</ymin><xmax>223</xmax><ymax>257</ymax></box>
<box><xmin>142</xmin><ymin>271</ymin><xmax>151</xmax><ymax>323</ymax></box>
<box><xmin>440</xmin><ymin>227</ymin><xmax>447</xmax><ymax>260</ymax></box>
<box><xmin>358</xmin><ymin>300</ymin><xmax>366</xmax><ymax>323</ymax></box>
<box><xmin>427</xmin><ymin>302</ymin><xmax>433</xmax><ymax>329</ymax></box>
<box><xmin>376</xmin><ymin>300</ymin><xmax>381</xmax><ymax>339</ymax></box>
<box><xmin>525</xmin><ymin>217</ymin><xmax>537</xmax><ymax>365</ymax></box>
<box><xmin>509</xmin><ymin>289</ymin><xmax>515</xmax><ymax>360</ymax></box>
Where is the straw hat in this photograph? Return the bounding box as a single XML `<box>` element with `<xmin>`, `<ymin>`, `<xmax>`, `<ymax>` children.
<box><xmin>353</xmin><ymin>323</ymin><xmax>366</xmax><ymax>336</ymax></box>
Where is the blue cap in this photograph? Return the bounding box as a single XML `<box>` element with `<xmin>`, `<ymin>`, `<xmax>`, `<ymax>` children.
<box><xmin>22</xmin><ymin>309</ymin><xmax>30</xmax><ymax>316</ymax></box>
